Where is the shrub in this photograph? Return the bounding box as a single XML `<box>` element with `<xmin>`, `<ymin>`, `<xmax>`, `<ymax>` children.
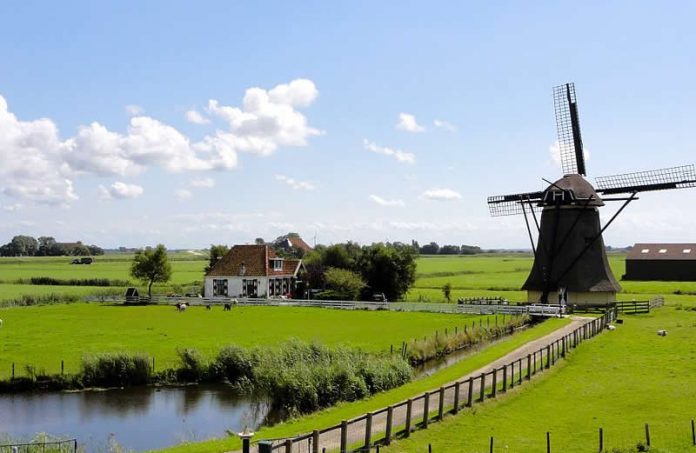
<box><xmin>176</xmin><ymin>348</ymin><xmax>205</xmax><ymax>381</ymax></box>
<box><xmin>81</xmin><ymin>353</ymin><xmax>151</xmax><ymax>387</ymax></box>
<box><xmin>213</xmin><ymin>345</ymin><xmax>256</xmax><ymax>382</ymax></box>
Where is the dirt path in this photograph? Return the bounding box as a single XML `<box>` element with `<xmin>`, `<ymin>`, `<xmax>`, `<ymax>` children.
<box><xmin>236</xmin><ymin>316</ymin><xmax>592</xmax><ymax>453</ymax></box>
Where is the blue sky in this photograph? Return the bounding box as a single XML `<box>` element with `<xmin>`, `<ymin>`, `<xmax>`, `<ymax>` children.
<box><xmin>1</xmin><ymin>1</ymin><xmax>695</xmax><ymax>249</ymax></box>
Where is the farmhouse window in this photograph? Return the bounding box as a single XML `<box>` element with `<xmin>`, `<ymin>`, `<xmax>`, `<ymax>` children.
<box><xmin>212</xmin><ymin>279</ymin><xmax>228</xmax><ymax>297</ymax></box>
<box><xmin>272</xmin><ymin>259</ymin><xmax>283</xmax><ymax>271</ymax></box>
<box><xmin>659</xmin><ymin>249</ymin><xmax>667</xmax><ymax>254</ymax></box>
<box><xmin>641</xmin><ymin>249</ymin><xmax>650</xmax><ymax>253</ymax></box>
<box><xmin>684</xmin><ymin>249</ymin><xmax>692</xmax><ymax>254</ymax></box>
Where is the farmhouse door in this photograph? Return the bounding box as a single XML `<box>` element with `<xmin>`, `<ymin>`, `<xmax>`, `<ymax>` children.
<box><xmin>246</xmin><ymin>280</ymin><xmax>258</xmax><ymax>298</ymax></box>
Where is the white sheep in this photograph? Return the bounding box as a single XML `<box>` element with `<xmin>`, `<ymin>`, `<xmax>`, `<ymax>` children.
<box><xmin>657</xmin><ymin>329</ymin><xmax>667</xmax><ymax>336</ymax></box>
<box><xmin>606</xmin><ymin>324</ymin><xmax>616</xmax><ymax>331</ymax></box>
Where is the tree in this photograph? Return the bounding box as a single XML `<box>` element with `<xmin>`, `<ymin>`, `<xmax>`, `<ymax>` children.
<box><xmin>439</xmin><ymin>245</ymin><xmax>461</xmax><ymax>255</ymax></box>
<box><xmin>130</xmin><ymin>244</ymin><xmax>172</xmax><ymax>298</ymax></box>
<box><xmin>0</xmin><ymin>235</ymin><xmax>39</xmax><ymax>256</ymax></box>
<box><xmin>205</xmin><ymin>244</ymin><xmax>229</xmax><ymax>273</ymax></box>
<box><xmin>358</xmin><ymin>243</ymin><xmax>417</xmax><ymax>301</ymax></box>
<box><xmin>442</xmin><ymin>282</ymin><xmax>452</xmax><ymax>302</ymax></box>
<box><xmin>419</xmin><ymin>242</ymin><xmax>439</xmax><ymax>255</ymax></box>
<box><xmin>323</xmin><ymin>267</ymin><xmax>365</xmax><ymax>300</ymax></box>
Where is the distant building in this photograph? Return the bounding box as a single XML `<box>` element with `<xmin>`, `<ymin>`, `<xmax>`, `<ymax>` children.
<box><xmin>624</xmin><ymin>243</ymin><xmax>696</xmax><ymax>281</ymax></box>
<box><xmin>273</xmin><ymin>233</ymin><xmax>313</xmax><ymax>256</ymax></box>
<box><xmin>204</xmin><ymin>244</ymin><xmax>304</xmax><ymax>298</ymax></box>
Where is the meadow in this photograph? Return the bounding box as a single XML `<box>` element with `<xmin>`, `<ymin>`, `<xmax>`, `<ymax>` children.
<box><xmin>3</xmin><ymin>252</ymin><xmax>696</xmax><ymax>306</ymax></box>
<box><xmin>382</xmin><ymin>305</ymin><xmax>696</xmax><ymax>453</ymax></box>
<box><xmin>0</xmin><ymin>304</ymin><xmax>504</xmax><ymax>379</ymax></box>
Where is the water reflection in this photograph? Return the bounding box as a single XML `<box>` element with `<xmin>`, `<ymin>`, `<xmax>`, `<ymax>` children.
<box><xmin>0</xmin><ymin>385</ymin><xmax>273</xmax><ymax>452</ymax></box>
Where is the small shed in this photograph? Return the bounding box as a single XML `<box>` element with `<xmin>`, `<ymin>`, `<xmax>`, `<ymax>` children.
<box><xmin>624</xmin><ymin>243</ymin><xmax>696</xmax><ymax>281</ymax></box>
<box><xmin>125</xmin><ymin>287</ymin><xmax>140</xmax><ymax>303</ymax></box>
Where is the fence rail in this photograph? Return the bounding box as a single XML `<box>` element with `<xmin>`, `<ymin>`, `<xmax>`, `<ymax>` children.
<box><xmin>253</xmin><ymin>309</ymin><xmax>617</xmax><ymax>453</ymax></box>
<box><xmin>90</xmin><ymin>295</ymin><xmax>566</xmax><ymax>317</ymax></box>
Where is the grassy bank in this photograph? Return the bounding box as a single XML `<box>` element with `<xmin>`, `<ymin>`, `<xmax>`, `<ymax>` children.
<box><xmin>156</xmin><ymin>317</ymin><xmax>570</xmax><ymax>453</ymax></box>
<box><xmin>0</xmin><ymin>304</ymin><xmax>501</xmax><ymax>379</ymax></box>
<box><xmin>383</xmin><ymin>306</ymin><xmax>696</xmax><ymax>452</ymax></box>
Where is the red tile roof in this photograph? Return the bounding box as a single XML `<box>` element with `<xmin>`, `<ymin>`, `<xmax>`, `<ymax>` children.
<box><xmin>627</xmin><ymin>243</ymin><xmax>696</xmax><ymax>261</ymax></box>
<box><xmin>206</xmin><ymin>244</ymin><xmax>302</xmax><ymax>277</ymax></box>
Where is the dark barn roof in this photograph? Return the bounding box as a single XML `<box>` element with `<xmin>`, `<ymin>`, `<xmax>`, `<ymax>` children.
<box><xmin>627</xmin><ymin>243</ymin><xmax>696</xmax><ymax>261</ymax></box>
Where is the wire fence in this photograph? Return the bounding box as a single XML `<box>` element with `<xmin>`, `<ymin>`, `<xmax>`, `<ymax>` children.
<box><xmin>253</xmin><ymin>310</ymin><xmax>617</xmax><ymax>453</ymax></box>
<box><xmin>0</xmin><ymin>439</ymin><xmax>77</xmax><ymax>453</ymax></box>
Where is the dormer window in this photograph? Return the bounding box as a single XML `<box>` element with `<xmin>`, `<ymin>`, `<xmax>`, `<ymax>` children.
<box><xmin>658</xmin><ymin>249</ymin><xmax>667</xmax><ymax>254</ymax></box>
<box><xmin>684</xmin><ymin>249</ymin><xmax>692</xmax><ymax>254</ymax></box>
<box><xmin>272</xmin><ymin>259</ymin><xmax>283</xmax><ymax>271</ymax></box>
<box><xmin>239</xmin><ymin>263</ymin><xmax>246</xmax><ymax>276</ymax></box>
<box><xmin>641</xmin><ymin>249</ymin><xmax>650</xmax><ymax>254</ymax></box>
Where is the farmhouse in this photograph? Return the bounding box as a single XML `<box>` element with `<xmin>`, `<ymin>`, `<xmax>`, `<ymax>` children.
<box><xmin>204</xmin><ymin>244</ymin><xmax>304</xmax><ymax>298</ymax></box>
<box><xmin>623</xmin><ymin>243</ymin><xmax>696</xmax><ymax>281</ymax></box>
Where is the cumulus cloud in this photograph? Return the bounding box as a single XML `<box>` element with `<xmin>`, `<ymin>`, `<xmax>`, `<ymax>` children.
<box><xmin>99</xmin><ymin>182</ymin><xmax>144</xmax><ymax>199</ymax></box>
<box><xmin>185</xmin><ymin>109</ymin><xmax>210</xmax><ymax>125</ymax></box>
<box><xmin>433</xmin><ymin>119</ymin><xmax>457</xmax><ymax>132</ymax></box>
<box><xmin>549</xmin><ymin>140</ymin><xmax>589</xmax><ymax>171</ymax></box>
<box><xmin>175</xmin><ymin>189</ymin><xmax>193</xmax><ymax>200</ymax></box>
<box><xmin>190</xmin><ymin>177</ymin><xmax>215</xmax><ymax>188</ymax></box>
<box><xmin>275</xmin><ymin>174</ymin><xmax>315</xmax><ymax>191</ymax></box>
<box><xmin>0</xmin><ymin>79</ymin><xmax>320</xmax><ymax>205</ymax></box>
<box><xmin>0</xmin><ymin>96</ymin><xmax>78</xmax><ymax>205</ymax></box>
<box><xmin>369</xmin><ymin>195</ymin><xmax>405</xmax><ymax>207</ymax></box>
<box><xmin>126</xmin><ymin>104</ymin><xmax>144</xmax><ymax>116</ymax></box>
<box><xmin>207</xmin><ymin>78</ymin><xmax>322</xmax><ymax>156</ymax></box>
<box><xmin>420</xmin><ymin>188</ymin><xmax>462</xmax><ymax>201</ymax></box>
<box><xmin>363</xmin><ymin>139</ymin><xmax>415</xmax><ymax>164</ymax></box>
<box><xmin>396</xmin><ymin>113</ymin><xmax>425</xmax><ymax>133</ymax></box>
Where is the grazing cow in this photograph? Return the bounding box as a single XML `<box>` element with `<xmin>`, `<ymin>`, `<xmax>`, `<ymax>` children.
<box><xmin>206</xmin><ymin>304</ymin><xmax>211</xmax><ymax>311</ymax></box>
<box><xmin>223</xmin><ymin>303</ymin><xmax>231</xmax><ymax>311</ymax></box>
<box><xmin>177</xmin><ymin>302</ymin><xmax>187</xmax><ymax>312</ymax></box>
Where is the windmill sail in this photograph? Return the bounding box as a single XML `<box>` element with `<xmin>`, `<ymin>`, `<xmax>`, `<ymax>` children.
<box><xmin>487</xmin><ymin>191</ymin><xmax>544</xmax><ymax>216</ymax></box>
<box><xmin>595</xmin><ymin>165</ymin><xmax>696</xmax><ymax>194</ymax></box>
<box><xmin>554</xmin><ymin>83</ymin><xmax>586</xmax><ymax>176</ymax></box>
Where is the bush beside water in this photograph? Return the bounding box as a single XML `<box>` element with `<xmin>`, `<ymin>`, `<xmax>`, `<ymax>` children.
<box><xmin>81</xmin><ymin>353</ymin><xmax>151</xmax><ymax>387</ymax></box>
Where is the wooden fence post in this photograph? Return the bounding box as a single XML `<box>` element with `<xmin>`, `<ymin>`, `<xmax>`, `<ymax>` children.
<box><xmin>546</xmin><ymin>431</ymin><xmax>551</xmax><ymax>453</ymax></box>
<box><xmin>489</xmin><ymin>436</ymin><xmax>494</xmax><ymax>453</ymax></box>
<box><xmin>479</xmin><ymin>373</ymin><xmax>486</xmax><ymax>402</ymax></box>
<box><xmin>645</xmin><ymin>423</ymin><xmax>651</xmax><ymax>446</ymax></box>
<box><xmin>312</xmin><ymin>430</ymin><xmax>319</xmax><ymax>453</ymax></box>
<box><xmin>503</xmin><ymin>363</ymin><xmax>508</xmax><ymax>392</ymax></box>
<box><xmin>546</xmin><ymin>345</ymin><xmax>551</xmax><ymax>369</ymax></box>
<box><xmin>453</xmin><ymin>381</ymin><xmax>461</xmax><ymax>414</ymax></box>
<box><xmin>405</xmin><ymin>399</ymin><xmax>412</xmax><ymax>436</ymax></box>
<box><xmin>423</xmin><ymin>392</ymin><xmax>430</xmax><ymax>427</ymax></box>
<box><xmin>340</xmin><ymin>420</ymin><xmax>347</xmax><ymax>452</ymax></box>
<box><xmin>598</xmin><ymin>427</ymin><xmax>603</xmax><ymax>452</ymax></box>
<box><xmin>467</xmin><ymin>377</ymin><xmax>474</xmax><ymax>407</ymax></box>
<box><xmin>61</xmin><ymin>360</ymin><xmax>64</xmax><ymax>375</ymax></box>
<box><xmin>527</xmin><ymin>354</ymin><xmax>532</xmax><ymax>380</ymax></box>
<box><xmin>518</xmin><ymin>358</ymin><xmax>523</xmax><ymax>384</ymax></box>
<box><xmin>438</xmin><ymin>387</ymin><xmax>445</xmax><ymax>420</ymax></box>
<box><xmin>385</xmin><ymin>406</ymin><xmax>393</xmax><ymax>444</ymax></box>
<box><xmin>691</xmin><ymin>419</ymin><xmax>696</xmax><ymax>446</ymax></box>
<box><xmin>364</xmin><ymin>413</ymin><xmax>372</xmax><ymax>449</ymax></box>
<box><xmin>491</xmin><ymin>368</ymin><xmax>498</xmax><ymax>397</ymax></box>
<box><xmin>284</xmin><ymin>439</ymin><xmax>292</xmax><ymax>453</ymax></box>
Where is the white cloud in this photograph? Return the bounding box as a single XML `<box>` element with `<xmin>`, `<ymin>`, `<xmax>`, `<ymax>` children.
<box><xmin>420</xmin><ymin>188</ymin><xmax>462</xmax><ymax>201</ymax></box>
<box><xmin>1</xmin><ymin>203</ymin><xmax>21</xmax><ymax>212</ymax></box>
<box><xmin>396</xmin><ymin>113</ymin><xmax>425</xmax><ymax>133</ymax></box>
<box><xmin>369</xmin><ymin>195</ymin><xmax>405</xmax><ymax>207</ymax></box>
<box><xmin>433</xmin><ymin>119</ymin><xmax>457</xmax><ymax>132</ymax></box>
<box><xmin>190</xmin><ymin>177</ymin><xmax>215</xmax><ymax>188</ymax></box>
<box><xmin>207</xmin><ymin>78</ymin><xmax>322</xmax><ymax>156</ymax></box>
<box><xmin>275</xmin><ymin>174</ymin><xmax>316</xmax><ymax>191</ymax></box>
<box><xmin>176</xmin><ymin>189</ymin><xmax>193</xmax><ymax>200</ymax></box>
<box><xmin>0</xmin><ymin>96</ymin><xmax>78</xmax><ymax>205</ymax></box>
<box><xmin>126</xmin><ymin>104</ymin><xmax>144</xmax><ymax>116</ymax></box>
<box><xmin>363</xmin><ymin>139</ymin><xmax>415</xmax><ymax>164</ymax></box>
<box><xmin>0</xmin><ymin>79</ymin><xmax>321</xmax><ymax>205</ymax></box>
<box><xmin>549</xmin><ymin>140</ymin><xmax>590</xmax><ymax>171</ymax></box>
<box><xmin>99</xmin><ymin>182</ymin><xmax>144</xmax><ymax>199</ymax></box>
<box><xmin>185</xmin><ymin>109</ymin><xmax>210</xmax><ymax>125</ymax></box>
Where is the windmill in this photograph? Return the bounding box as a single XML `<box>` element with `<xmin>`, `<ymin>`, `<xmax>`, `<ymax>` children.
<box><xmin>487</xmin><ymin>83</ymin><xmax>696</xmax><ymax>306</ymax></box>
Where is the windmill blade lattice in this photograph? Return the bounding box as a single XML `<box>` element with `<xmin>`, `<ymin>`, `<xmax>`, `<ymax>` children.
<box><xmin>554</xmin><ymin>83</ymin><xmax>586</xmax><ymax>176</ymax></box>
<box><xmin>487</xmin><ymin>191</ymin><xmax>544</xmax><ymax>216</ymax></box>
<box><xmin>595</xmin><ymin>165</ymin><xmax>696</xmax><ymax>194</ymax></box>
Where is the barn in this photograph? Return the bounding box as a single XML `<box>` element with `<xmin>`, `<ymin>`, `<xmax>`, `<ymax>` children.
<box><xmin>623</xmin><ymin>243</ymin><xmax>696</xmax><ymax>281</ymax></box>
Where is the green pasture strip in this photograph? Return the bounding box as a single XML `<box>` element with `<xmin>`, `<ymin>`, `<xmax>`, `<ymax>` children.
<box><xmin>382</xmin><ymin>307</ymin><xmax>696</xmax><ymax>453</ymax></box>
<box><xmin>0</xmin><ymin>284</ymin><xmax>122</xmax><ymax>299</ymax></box>
<box><xmin>155</xmin><ymin>318</ymin><xmax>569</xmax><ymax>453</ymax></box>
<box><xmin>0</xmin><ymin>304</ymin><xmax>497</xmax><ymax>378</ymax></box>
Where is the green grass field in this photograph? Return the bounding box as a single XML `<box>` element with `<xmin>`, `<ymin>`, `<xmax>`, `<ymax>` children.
<box><xmin>0</xmin><ymin>304</ymin><xmax>504</xmax><ymax>379</ymax></box>
<box><xmin>3</xmin><ymin>252</ymin><xmax>696</xmax><ymax>306</ymax></box>
<box><xmin>382</xmin><ymin>306</ymin><xmax>696</xmax><ymax>453</ymax></box>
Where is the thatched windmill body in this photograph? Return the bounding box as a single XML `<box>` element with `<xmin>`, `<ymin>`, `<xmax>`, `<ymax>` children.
<box><xmin>488</xmin><ymin>83</ymin><xmax>696</xmax><ymax>305</ymax></box>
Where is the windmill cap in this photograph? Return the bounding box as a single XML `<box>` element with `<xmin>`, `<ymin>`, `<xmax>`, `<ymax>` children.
<box><xmin>546</xmin><ymin>174</ymin><xmax>604</xmax><ymax>206</ymax></box>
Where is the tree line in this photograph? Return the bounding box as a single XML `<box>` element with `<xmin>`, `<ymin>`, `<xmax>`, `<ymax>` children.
<box><xmin>414</xmin><ymin>241</ymin><xmax>482</xmax><ymax>255</ymax></box>
<box><xmin>0</xmin><ymin>235</ymin><xmax>104</xmax><ymax>257</ymax></box>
